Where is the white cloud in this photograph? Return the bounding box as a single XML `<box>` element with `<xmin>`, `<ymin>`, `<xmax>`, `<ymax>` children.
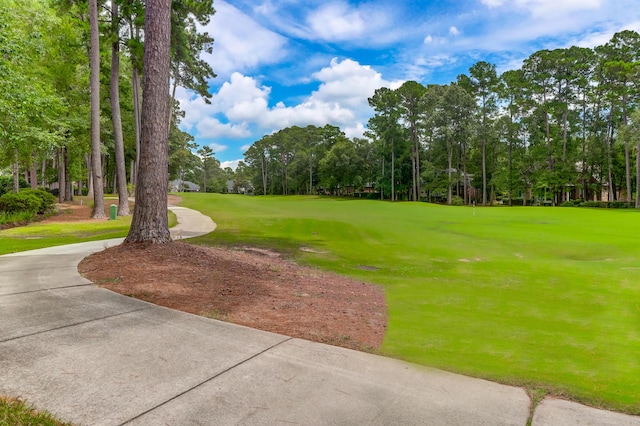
<box><xmin>221</xmin><ymin>159</ymin><xmax>242</xmax><ymax>170</ymax></box>
<box><xmin>199</xmin><ymin>1</ymin><xmax>288</xmax><ymax>79</ymax></box>
<box><xmin>208</xmin><ymin>142</ymin><xmax>228</xmax><ymax>153</ymax></box>
<box><xmin>257</xmin><ymin>1</ymin><xmax>405</xmax><ymax>46</ymax></box>
<box><xmin>481</xmin><ymin>0</ymin><xmax>506</xmax><ymax>7</ymax></box>
<box><xmin>424</xmin><ymin>35</ymin><xmax>434</xmax><ymax>44</ymax></box>
<box><xmin>481</xmin><ymin>0</ymin><xmax>601</xmax><ymax>16</ymax></box>
<box><xmin>344</xmin><ymin>122</ymin><xmax>367</xmax><ymax>140</ymax></box>
<box><xmin>179</xmin><ymin>58</ymin><xmax>403</xmax><ymax>149</ymax></box>
<box><xmin>306</xmin><ymin>3</ymin><xmax>367</xmax><ymax>41</ymax></box>
<box><xmin>449</xmin><ymin>26</ymin><xmax>460</xmax><ymax>36</ymax></box>
<box><xmin>196</xmin><ymin>117</ymin><xmax>250</xmax><ymax>139</ymax></box>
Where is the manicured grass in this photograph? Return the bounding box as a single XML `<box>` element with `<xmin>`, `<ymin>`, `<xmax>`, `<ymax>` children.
<box><xmin>0</xmin><ymin>208</ymin><xmax>177</xmax><ymax>256</ymax></box>
<box><xmin>0</xmin><ymin>396</ymin><xmax>71</xmax><ymax>425</ymax></box>
<box><xmin>180</xmin><ymin>193</ymin><xmax>640</xmax><ymax>414</ymax></box>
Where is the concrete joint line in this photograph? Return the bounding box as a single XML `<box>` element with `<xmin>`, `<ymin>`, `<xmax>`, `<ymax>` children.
<box><xmin>0</xmin><ymin>283</ymin><xmax>92</xmax><ymax>298</ymax></box>
<box><xmin>0</xmin><ymin>307</ymin><xmax>152</xmax><ymax>344</ymax></box>
<box><xmin>119</xmin><ymin>336</ymin><xmax>293</xmax><ymax>425</ymax></box>
<box><xmin>0</xmin><ymin>264</ymin><xmax>81</xmax><ymax>274</ymax></box>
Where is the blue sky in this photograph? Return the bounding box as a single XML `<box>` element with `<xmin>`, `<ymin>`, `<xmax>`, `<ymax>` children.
<box><xmin>175</xmin><ymin>0</ymin><xmax>640</xmax><ymax>169</ymax></box>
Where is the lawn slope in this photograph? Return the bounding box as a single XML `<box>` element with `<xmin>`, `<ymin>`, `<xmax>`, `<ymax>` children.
<box><xmin>181</xmin><ymin>193</ymin><xmax>640</xmax><ymax>414</ymax></box>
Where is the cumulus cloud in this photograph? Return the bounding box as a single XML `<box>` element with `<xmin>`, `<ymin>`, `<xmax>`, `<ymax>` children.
<box><xmin>178</xmin><ymin>58</ymin><xmax>402</xmax><ymax>144</ymax></box>
<box><xmin>196</xmin><ymin>117</ymin><xmax>250</xmax><ymax>139</ymax></box>
<box><xmin>306</xmin><ymin>2</ymin><xmax>367</xmax><ymax>41</ymax></box>
<box><xmin>208</xmin><ymin>142</ymin><xmax>229</xmax><ymax>153</ymax></box>
<box><xmin>449</xmin><ymin>26</ymin><xmax>461</xmax><ymax>36</ymax></box>
<box><xmin>221</xmin><ymin>159</ymin><xmax>242</xmax><ymax>170</ymax></box>
<box><xmin>199</xmin><ymin>1</ymin><xmax>288</xmax><ymax>79</ymax></box>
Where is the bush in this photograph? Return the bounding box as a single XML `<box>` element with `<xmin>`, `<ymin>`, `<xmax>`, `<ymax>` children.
<box><xmin>20</xmin><ymin>189</ymin><xmax>57</xmax><ymax>214</ymax></box>
<box><xmin>0</xmin><ymin>192</ymin><xmax>41</xmax><ymax>214</ymax></box>
<box><xmin>606</xmin><ymin>201</ymin><xmax>632</xmax><ymax>209</ymax></box>
<box><xmin>451</xmin><ymin>195</ymin><xmax>464</xmax><ymax>206</ymax></box>
<box><xmin>560</xmin><ymin>200</ymin><xmax>583</xmax><ymax>207</ymax></box>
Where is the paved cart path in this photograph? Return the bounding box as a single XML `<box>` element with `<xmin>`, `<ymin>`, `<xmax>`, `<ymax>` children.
<box><xmin>0</xmin><ymin>206</ymin><xmax>638</xmax><ymax>425</ymax></box>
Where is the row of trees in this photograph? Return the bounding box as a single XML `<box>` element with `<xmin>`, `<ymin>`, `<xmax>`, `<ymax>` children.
<box><xmin>239</xmin><ymin>31</ymin><xmax>640</xmax><ymax>207</ymax></box>
<box><xmin>0</xmin><ymin>0</ymin><xmax>215</xmax><ymax>219</ymax></box>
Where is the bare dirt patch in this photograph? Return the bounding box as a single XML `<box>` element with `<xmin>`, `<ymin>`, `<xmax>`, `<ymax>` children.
<box><xmin>78</xmin><ymin>242</ymin><xmax>387</xmax><ymax>351</ymax></box>
<box><xmin>50</xmin><ymin>194</ymin><xmax>389</xmax><ymax>352</ymax></box>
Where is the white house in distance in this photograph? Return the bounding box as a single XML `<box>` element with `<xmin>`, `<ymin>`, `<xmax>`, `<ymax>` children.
<box><xmin>169</xmin><ymin>179</ymin><xmax>200</xmax><ymax>192</ymax></box>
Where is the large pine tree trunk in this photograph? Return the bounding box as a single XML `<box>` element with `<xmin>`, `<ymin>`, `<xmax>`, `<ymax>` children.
<box><xmin>132</xmin><ymin>67</ymin><xmax>142</xmax><ymax>185</ymax></box>
<box><xmin>89</xmin><ymin>0</ymin><xmax>105</xmax><ymax>218</ymax></box>
<box><xmin>85</xmin><ymin>153</ymin><xmax>94</xmax><ymax>198</ymax></box>
<box><xmin>125</xmin><ymin>0</ymin><xmax>172</xmax><ymax>244</ymax></box>
<box><xmin>110</xmin><ymin>1</ymin><xmax>130</xmax><ymax>216</ymax></box>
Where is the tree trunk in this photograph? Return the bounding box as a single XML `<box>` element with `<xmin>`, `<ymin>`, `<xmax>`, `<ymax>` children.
<box><xmin>481</xmin><ymin>138</ymin><xmax>486</xmax><ymax>205</ymax></box>
<box><xmin>391</xmin><ymin>138</ymin><xmax>395</xmax><ymax>202</ymax></box>
<box><xmin>89</xmin><ymin>0</ymin><xmax>105</xmax><ymax>218</ymax></box>
<box><xmin>132</xmin><ymin>66</ymin><xmax>142</xmax><ymax>186</ymax></box>
<box><xmin>606</xmin><ymin>105</ymin><xmax>615</xmax><ymax>202</ymax></box>
<box><xmin>447</xmin><ymin>142</ymin><xmax>453</xmax><ymax>205</ymax></box>
<box><xmin>30</xmin><ymin>153</ymin><xmax>37</xmax><ymax>189</ymax></box>
<box><xmin>86</xmin><ymin>153</ymin><xmax>94</xmax><ymax>198</ymax></box>
<box><xmin>623</xmin><ymin>95</ymin><xmax>631</xmax><ymax>203</ymax></box>
<box><xmin>64</xmin><ymin>147</ymin><xmax>73</xmax><ymax>201</ymax></box>
<box><xmin>125</xmin><ymin>0</ymin><xmax>172</xmax><ymax>244</ymax></box>
<box><xmin>12</xmin><ymin>150</ymin><xmax>19</xmax><ymax>193</ymax></box>
<box><xmin>58</xmin><ymin>148</ymin><xmax>66</xmax><ymax>202</ymax></box>
<box><xmin>261</xmin><ymin>155</ymin><xmax>267</xmax><ymax>195</ymax></box>
<box><xmin>463</xmin><ymin>141</ymin><xmax>468</xmax><ymax>205</ymax></box>
<box><xmin>110</xmin><ymin>1</ymin><xmax>130</xmax><ymax>216</ymax></box>
<box><xmin>41</xmin><ymin>159</ymin><xmax>47</xmax><ymax>188</ymax></box>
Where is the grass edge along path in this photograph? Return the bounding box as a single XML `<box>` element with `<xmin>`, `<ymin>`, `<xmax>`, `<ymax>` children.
<box><xmin>0</xmin><ymin>207</ymin><xmax>177</xmax><ymax>256</ymax></box>
<box><xmin>179</xmin><ymin>193</ymin><xmax>640</xmax><ymax>416</ymax></box>
<box><xmin>0</xmin><ymin>396</ymin><xmax>72</xmax><ymax>426</ymax></box>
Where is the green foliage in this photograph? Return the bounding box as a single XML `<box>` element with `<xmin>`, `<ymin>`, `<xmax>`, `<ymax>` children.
<box><xmin>0</xmin><ymin>176</ymin><xmax>28</xmax><ymax>196</ymax></box>
<box><xmin>20</xmin><ymin>188</ymin><xmax>57</xmax><ymax>214</ymax></box>
<box><xmin>0</xmin><ymin>210</ymin><xmax>36</xmax><ymax>225</ymax></box>
<box><xmin>562</xmin><ymin>200</ymin><xmax>633</xmax><ymax>209</ymax></box>
<box><xmin>0</xmin><ymin>192</ymin><xmax>41</xmax><ymax>214</ymax></box>
<box><xmin>450</xmin><ymin>195</ymin><xmax>464</xmax><ymax>206</ymax></box>
<box><xmin>181</xmin><ymin>193</ymin><xmax>640</xmax><ymax>414</ymax></box>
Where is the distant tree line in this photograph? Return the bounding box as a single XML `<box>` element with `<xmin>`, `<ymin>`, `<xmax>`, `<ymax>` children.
<box><xmin>239</xmin><ymin>31</ymin><xmax>640</xmax><ymax>207</ymax></box>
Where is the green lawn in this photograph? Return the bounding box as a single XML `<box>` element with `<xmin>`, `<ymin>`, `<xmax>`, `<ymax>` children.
<box><xmin>180</xmin><ymin>193</ymin><xmax>640</xmax><ymax>414</ymax></box>
<box><xmin>0</xmin><ymin>209</ymin><xmax>177</xmax><ymax>256</ymax></box>
<box><xmin>0</xmin><ymin>397</ymin><xmax>71</xmax><ymax>426</ymax></box>
<box><xmin>0</xmin><ymin>218</ymin><xmax>131</xmax><ymax>255</ymax></box>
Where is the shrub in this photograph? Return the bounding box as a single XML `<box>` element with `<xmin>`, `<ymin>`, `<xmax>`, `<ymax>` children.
<box><xmin>606</xmin><ymin>201</ymin><xmax>632</xmax><ymax>209</ymax></box>
<box><xmin>451</xmin><ymin>195</ymin><xmax>464</xmax><ymax>206</ymax></box>
<box><xmin>560</xmin><ymin>200</ymin><xmax>583</xmax><ymax>207</ymax></box>
<box><xmin>0</xmin><ymin>192</ymin><xmax>41</xmax><ymax>214</ymax></box>
<box><xmin>580</xmin><ymin>201</ymin><xmax>603</xmax><ymax>208</ymax></box>
<box><xmin>20</xmin><ymin>189</ymin><xmax>57</xmax><ymax>214</ymax></box>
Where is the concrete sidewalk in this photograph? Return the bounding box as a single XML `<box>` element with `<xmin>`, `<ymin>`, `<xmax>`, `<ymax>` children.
<box><xmin>0</xmin><ymin>206</ymin><xmax>638</xmax><ymax>425</ymax></box>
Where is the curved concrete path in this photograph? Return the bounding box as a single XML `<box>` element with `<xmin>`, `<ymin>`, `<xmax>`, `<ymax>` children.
<box><xmin>0</xmin><ymin>206</ymin><xmax>638</xmax><ymax>425</ymax></box>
